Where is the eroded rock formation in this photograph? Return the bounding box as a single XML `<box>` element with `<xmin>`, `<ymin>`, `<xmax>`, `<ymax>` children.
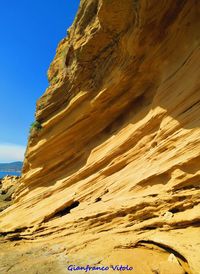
<box><xmin>0</xmin><ymin>0</ymin><xmax>200</xmax><ymax>273</ymax></box>
<box><xmin>0</xmin><ymin>176</ymin><xmax>19</xmax><ymax>212</ymax></box>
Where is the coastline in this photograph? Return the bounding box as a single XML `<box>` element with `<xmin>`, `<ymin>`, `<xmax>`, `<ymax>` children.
<box><xmin>0</xmin><ymin>171</ymin><xmax>21</xmax><ymax>179</ymax></box>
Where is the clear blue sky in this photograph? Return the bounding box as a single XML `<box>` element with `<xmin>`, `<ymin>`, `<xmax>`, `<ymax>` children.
<box><xmin>0</xmin><ymin>0</ymin><xmax>80</xmax><ymax>162</ymax></box>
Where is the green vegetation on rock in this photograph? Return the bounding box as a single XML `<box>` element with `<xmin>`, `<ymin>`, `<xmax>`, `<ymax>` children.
<box><xmin>30</xmin><ymin>120</ymin><xmax>42</xmax><ymax>133</ymax></box>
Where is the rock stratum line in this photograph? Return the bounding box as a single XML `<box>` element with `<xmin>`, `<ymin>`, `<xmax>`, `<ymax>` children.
<box><xmin>0</xmin><ymin>1</ymin><xmax>200</xmax><ymax>273</ymax></box>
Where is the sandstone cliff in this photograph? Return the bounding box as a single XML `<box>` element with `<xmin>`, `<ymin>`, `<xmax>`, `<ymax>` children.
<box><xmin>0</xmin><ymin>1</ymin><xmax>200</xmax><ymax>273</ymax></box>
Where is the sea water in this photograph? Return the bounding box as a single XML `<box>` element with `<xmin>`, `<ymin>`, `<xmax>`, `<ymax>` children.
<box><xmin>0</xmin><ymin>171</ymin><xmax>21</xmax><ymax>179</ymax></box>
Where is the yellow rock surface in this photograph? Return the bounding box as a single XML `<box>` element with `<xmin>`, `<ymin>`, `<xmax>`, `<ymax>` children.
<box><xmin>0</xmin><ymin>176</ymin><xmax>19</xmax><ymax>212</ymax></box>
<box><xmin>0</xmin><ymin>0</ymin><xmax>200</xmax><ymax>273</ymax></box>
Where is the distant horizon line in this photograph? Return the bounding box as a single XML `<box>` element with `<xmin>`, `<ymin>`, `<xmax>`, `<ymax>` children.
<box><xmin>0</xmin><ymin>161</ymin><xmax>23</xmax><ymax>164</ymax></box>
<box><xmin>0</xmin><ymin>143</ymin><xmax>26</xmax><ymax>163</ymax></box>
<box><xmin>0</xmin><ymin>170</ymin><xmax>21</xmax><ymax>172</ymax></box>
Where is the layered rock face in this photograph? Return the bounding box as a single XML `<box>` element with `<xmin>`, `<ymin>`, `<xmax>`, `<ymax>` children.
<box><xmin>0</xmin><ymin>0</ymin><xmax>200</xmax><ymax>273</ymax></box>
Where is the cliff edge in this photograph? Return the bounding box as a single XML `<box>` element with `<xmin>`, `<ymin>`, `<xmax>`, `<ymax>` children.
<box><xmin>0</xmin><ymin>1</ymin><xmax>200</xmax><ymax>273</ymax></box>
